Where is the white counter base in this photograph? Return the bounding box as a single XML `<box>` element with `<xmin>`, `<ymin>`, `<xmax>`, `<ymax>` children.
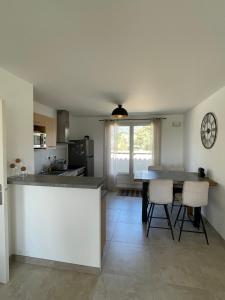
<box><xmin>9</xmin><ymin>185</ymin><xmax>102</xmax><ymax>269</ymax></box>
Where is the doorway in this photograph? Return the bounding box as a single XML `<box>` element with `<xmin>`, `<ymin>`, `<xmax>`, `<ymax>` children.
<box><xmin>110</xmin><ymin>122</ymin><xmax>153</xmax><ymax>187</ymax></box>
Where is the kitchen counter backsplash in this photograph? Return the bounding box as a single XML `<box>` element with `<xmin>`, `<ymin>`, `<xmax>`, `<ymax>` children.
<box><xmin>34</xmin><ymin>144</ymin><xmax>68</xmax><ymax>174</ymax></box>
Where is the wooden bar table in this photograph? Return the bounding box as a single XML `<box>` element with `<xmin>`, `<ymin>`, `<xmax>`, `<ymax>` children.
<box><xmin>134</xmin><ymin>170</ymin><xmax>217</xmax><ymax>227</ymax></box>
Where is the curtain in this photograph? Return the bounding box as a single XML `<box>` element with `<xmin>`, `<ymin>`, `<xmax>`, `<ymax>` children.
<box><xmin>104</xmin><ymin>121</ymin><xmax>119</xmax><ymax>191</ymax></box>
<box><xmin>152</xmin><ymin>119</ymin><xmax>162</xmax><ymax>166</ymax></box>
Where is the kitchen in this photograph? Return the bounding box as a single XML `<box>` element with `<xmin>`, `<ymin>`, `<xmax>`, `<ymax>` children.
<box><xmin>6</xmin><ymin>100</ymin><xmax>106</xmax><ymax>275</ymax></box>
<box><xmin>33</xmin><ymin>107</ymin><xmax>93</xmax><ymax>178</ymax></box>
<box><xmin>1</xmin><ymin>1</ymin><xmax>225</xmax><ymax>297</ymax></box>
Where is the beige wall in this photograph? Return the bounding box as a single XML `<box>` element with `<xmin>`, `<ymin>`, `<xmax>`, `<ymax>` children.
<box><xmin>184</xmin><ymin>86</ymin><xmax>225</xmax><ymax>239</ymax></box>
<box><xmin>0</xmin><ymin>67</ymin><xmax>34</xmax><ymax>174</ymax></box>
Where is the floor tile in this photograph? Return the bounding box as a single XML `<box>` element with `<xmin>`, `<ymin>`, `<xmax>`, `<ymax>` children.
<box><xmin>1</xmin><ymin>192</ymin><xmax>225</xmax><ymax>300</ymax></box>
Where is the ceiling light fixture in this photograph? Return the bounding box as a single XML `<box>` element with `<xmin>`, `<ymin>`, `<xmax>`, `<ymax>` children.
<box><xmin>112</xmin><ymin>104</ymin><xmax>128</xmax><ymax>119</ymax></box>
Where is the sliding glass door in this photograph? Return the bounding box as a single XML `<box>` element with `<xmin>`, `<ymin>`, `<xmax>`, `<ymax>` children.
<box><xmin>133</xmin><ymin>124</ymin><xmax>153</xmax><ymax>173</ymax></box>
<box><xmin>111</xmin><ymin>123</ymin><xmax>153</xmax><ymax>181</ymax></box>
<box><xmin>111</xmin><ymin>125</ymin><xmax>130</xmax><ymax>174</ymax></box>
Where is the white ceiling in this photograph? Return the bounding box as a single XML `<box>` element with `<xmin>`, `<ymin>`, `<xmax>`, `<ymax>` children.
<box><xmin>0</xmin><ymin>0</ymin><xmax>225</xmax><ymax>116</ymax></box>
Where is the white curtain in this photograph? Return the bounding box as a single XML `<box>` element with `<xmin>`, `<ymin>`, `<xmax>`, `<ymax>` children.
<box><xmin>104</xmin><ymin>121</ymin><xmax>120</xmax><ymax>191</ymax></box>
<box><xmin>152</xmin><ymin>118</ymin><xmax>162</xmax><ymax>166</ymax></box>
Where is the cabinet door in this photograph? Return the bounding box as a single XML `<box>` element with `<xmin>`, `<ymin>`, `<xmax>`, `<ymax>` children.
<box><xmin>45</xmin><ymin>117</ymin><xmax>56</xmax><ymax>148</ymax></box>
<box><xmin>34</xmin><ymin>113</ymin><xmax>46</xmax><ymax>127</ymax></box>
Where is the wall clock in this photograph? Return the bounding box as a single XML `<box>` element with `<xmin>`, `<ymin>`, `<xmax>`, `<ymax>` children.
<box><xmin>200</xmin><ymin>112</ymin><xmax>217</xmax><ymax>149</ymax></box>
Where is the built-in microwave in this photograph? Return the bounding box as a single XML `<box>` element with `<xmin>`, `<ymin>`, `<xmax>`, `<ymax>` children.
<box><xmin>33</xmin><ymin>132</ymin><xmax>47</xmax><ymax>149</ymax></box>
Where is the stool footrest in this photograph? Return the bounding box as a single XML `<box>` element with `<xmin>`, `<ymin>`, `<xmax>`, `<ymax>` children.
<box><xmin>150</xmin><ymin>226</ymin><xmax>172</xmax><ymax>230</ymax></box>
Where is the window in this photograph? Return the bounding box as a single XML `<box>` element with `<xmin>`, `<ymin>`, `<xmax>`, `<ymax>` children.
<box><xmin>110</xmin><ymin>123</ymin><xmax>153</xmax><ymax>177</ymax></box>
<box><xmin>111</xmin><ymin>125</ymin><xmax>130</xmax><ymax>173</ymax></box>
<box><xmin>133</xmin><ymin>125</ymin><xmax>153</xmax><ymax>173</ymax></box>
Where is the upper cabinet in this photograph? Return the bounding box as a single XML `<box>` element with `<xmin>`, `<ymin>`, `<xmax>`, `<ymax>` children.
<box><xmin>34</xmin><ymin>113</ymin><xmax>57</xmax><ymax>148</ymax></box>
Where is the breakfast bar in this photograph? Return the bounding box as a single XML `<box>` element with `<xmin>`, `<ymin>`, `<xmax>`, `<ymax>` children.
<box><xmin>8</xmin><ymin>175</ymin><xmax>105</xmax><ymax>273</ymax></box>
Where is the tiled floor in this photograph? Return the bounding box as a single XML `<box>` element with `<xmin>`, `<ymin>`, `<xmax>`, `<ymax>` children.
<box><xmin>1</xmin><ymin>192</ymin><xmax>225</xmax><ymax>299</ymax></box>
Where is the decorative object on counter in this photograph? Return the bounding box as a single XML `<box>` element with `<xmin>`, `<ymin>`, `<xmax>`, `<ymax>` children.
<box><xmin>15</xmin><ymin>158</ymin><xmax>21</xmax><ymax>176</ymax></box>
<box><xmin>10</xmin><ymin>163</ymin><xmax>16</xmax><ymax>176</ymax></box>
<box><xmin>20</xmin><ymin>166</ymin><xmax>27</xmax><ymax>177</ymax></box>
<box><xmin>10</xmin><ymin>158</ymin><xmax>28</xmax><ymax>177</ymax></box>
<box><xmin>198</xmin><ymin>167</ymin><xmax>205</xmax><ymax>178</ymax></box>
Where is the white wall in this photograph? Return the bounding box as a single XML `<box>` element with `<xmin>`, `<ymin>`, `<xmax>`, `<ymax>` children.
<box><xmin>0</xmin><ymin>67</ymin><xmax>34</xmax><ymax>174</ymax></box>
<box><xmin>70</xmin><ymin>114</ymin><xmax>184</xmax><ymax>177</ymax></box>
<box><xmin>184</xmin><ymin>86</ymin><xmax>225</xmax><ymax>239</ymax></box>
<box><xmin>34</xmin><ymin>145</ymin><xmax>68</xmax><ymax>174</ymax></box>
<box><xmin>10</xmin><ymin>185</ymin><xmax>101</xmax><ymax>268</ymax></box>
<box><xmin>161</xmin><ymin>114</ymin><xmax>184</xmax><ymax>167</ymax></box>
<box><xmin>33</xmin><ymin>101</ymin><xmax>56</xmax><ymax>118</ymax></box>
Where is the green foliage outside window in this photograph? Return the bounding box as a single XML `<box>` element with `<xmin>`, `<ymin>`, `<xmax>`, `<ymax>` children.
<box><xmin>116</xmin><ymin>125</ymin><xmax>153</xmax><ymax>153</ymax></box>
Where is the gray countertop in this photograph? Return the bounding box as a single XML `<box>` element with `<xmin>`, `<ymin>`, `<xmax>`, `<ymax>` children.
<box><xmin>7</xmin><ymin>175</ymin><xmax>105</xmax><ymax>189</ymax></box>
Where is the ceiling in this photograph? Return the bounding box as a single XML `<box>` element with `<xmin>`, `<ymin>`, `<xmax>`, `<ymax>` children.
<box><xmin>0</xmin><ymin>0</ymin><xmax>225</xmax><ymax>116</ymax></box>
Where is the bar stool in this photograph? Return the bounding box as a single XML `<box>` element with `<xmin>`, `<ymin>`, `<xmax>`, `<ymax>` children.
<box><xmin>146</xmin><ymin>179</ymin><xmax>174</xmax><ymax>240</ymax></box>
<box><xmin>169</xmin><ymin>167</ymin><xmax>185</xmax><ymax>214</ymax></box>
<box><xmin>146</xmin><ymin>166</ymin><xmax>163</xmax><ymax>219</ymax></box>
<box><xmin>174</xmin><ymin>181</ymin><xmax>209</xmax><ymax>244</ymax></box>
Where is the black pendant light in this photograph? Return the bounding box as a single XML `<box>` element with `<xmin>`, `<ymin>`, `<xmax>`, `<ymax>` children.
<box><xmin>112</xmin><ymin>104</ymin><xmax>128</xmax><ymax>119</ymax></box>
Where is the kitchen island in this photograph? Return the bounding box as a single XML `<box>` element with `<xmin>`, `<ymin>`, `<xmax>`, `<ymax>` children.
<box><xmin>8</xmin><ymin>175</ymin><xmax>106</xmax><ymax>273</ymax></box>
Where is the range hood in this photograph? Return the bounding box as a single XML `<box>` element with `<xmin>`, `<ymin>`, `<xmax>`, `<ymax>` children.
<box><xmin>57</xmin><ymin>110</ymin><xmax>70</xmax><ymax>143</ymax></box>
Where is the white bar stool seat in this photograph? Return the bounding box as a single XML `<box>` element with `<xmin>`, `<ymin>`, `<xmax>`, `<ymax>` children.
<box><xmin>174</xmin><ymin>181</ymin><xmax>209</xmax><ymax>244</ymax></box>
<box><xmin>147</xmin><ymin>179</ymin><xmax>174</xmax><ymax>240</ymax></box>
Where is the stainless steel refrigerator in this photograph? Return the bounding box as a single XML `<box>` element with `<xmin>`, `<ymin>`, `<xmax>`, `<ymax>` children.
<box><xmin>68</xmin><ymin>139</ymin><xmax>94</xmax><ymax>176</ymax></box>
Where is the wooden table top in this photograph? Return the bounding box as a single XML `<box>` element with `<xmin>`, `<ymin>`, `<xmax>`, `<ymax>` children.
<box><xmin>134</xmin><ymin>170</ymin><xmax>217</xmax><ymax>187</ymax></box>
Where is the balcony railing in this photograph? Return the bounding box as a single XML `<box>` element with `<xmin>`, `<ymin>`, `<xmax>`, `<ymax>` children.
<box><xmin>111</xmin><ymin>152</ymin><xmax>153</xmax><ymax>173</ymax></box>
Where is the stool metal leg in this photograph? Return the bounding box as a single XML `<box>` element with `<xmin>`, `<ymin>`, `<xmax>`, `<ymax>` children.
<box><xmin>147</xmin><ymin>203</ymin><xmax>153</xmax><ymax>221</ymax></box>
<box><xmin>164</xmin><ymin>204</ymin><xmax>174</xmax><ymax>240</ymax></box>
<box><xmin>178</xmin><ymin>206</ymin><xmax>186</xmax><ymax>242</ymax></box>
<box><xmin>200</xmin><ymin>215</ymin><xmax>209</xmax><ymax>245</ymax></box>
<box><xmin>146</xmin><ymin>203</ymin><xmax>155</xmax><ymax>237</ymax></box>
<box><xmin>174</xmin><ymin>205</ymin><xmax>182</xmax><ymax>228</ymax></box>
<box><xmin>171</xmin><ymin>199</ymin><xmax>175</xmax><ymax>214</ymax></box>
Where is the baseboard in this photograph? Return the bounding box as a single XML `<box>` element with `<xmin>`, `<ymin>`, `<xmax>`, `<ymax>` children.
<box><xmin>10</xmin><ymin>255</ymin><xmax>101</xmax><ymax>275</ymax></box>
<box><xmin>202</xmin><ymin>215</ymin><xmax>225</xmax><ymax>241</ymax></box>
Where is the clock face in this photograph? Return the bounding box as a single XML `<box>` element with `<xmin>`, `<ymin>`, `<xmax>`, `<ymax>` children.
<box><xmin>201</xmin><ymin>113</ymin><xmax>217</xmax><ymax>149</ymax></box>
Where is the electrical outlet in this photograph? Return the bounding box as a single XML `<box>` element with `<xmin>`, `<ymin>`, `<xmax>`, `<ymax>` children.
<box><xmin>172</xmin><ymin>121</ymin><xmax>182</xmax><ymax>127</ymax></box>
